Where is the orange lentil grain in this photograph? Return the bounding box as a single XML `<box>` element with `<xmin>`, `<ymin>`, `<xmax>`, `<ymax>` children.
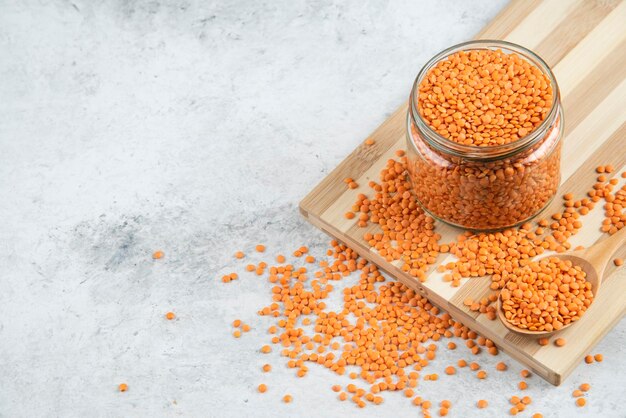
<box><xmin>235</xmin><ymin>251</ymin><xmax>244</xmax><ymax>259</ymax></box>
<box><xmin>258</xmin><ymin>384</ymin><xmax>267</xmax><ymax>393</ymax></box>
<box><xmin>282</xmin><ymin>394</ymin><xmax>292</xmax><ymax>403</ymax></box>
<box><xmin>584</xmin><ymin>355</ymin><xmax>594</xmax><ymax>364</ymax></box>
<box><xmin>118</xmin><ymin>383</ymin><xmax>128</xmax><ymax>392</ymax></box>
<box><xmin>496</xmin><ymin>362</ymin><xmax>508</xmax><ymax>371</ymax></box>
<box><xmin>594</xmin><ymin>354</ymin><xmax>603</xmax><ymax>362</ymax></box>
<box><xmin>580</xmin><ymin>383</ymin><xmax>591</xmax><ymax>392</ymax></box>
<box><xmin>165</xmin><ymin>312</ymin><xmax>175</xmax><ymax>320</ymax></box>
<box><xmin>555</xmin><ymin>338</ymin><xmax>566</xmax><ymax>347</ymax></box>
<box><xmin>152</xmin><ymin>250</ymin><xmax>164</xmax><ymax>259</ymax></box>
<box><xmin>576</xmin><ymin>398</ymin><xmax>586</xmax><ymax>407</ymax></box>
<box><xmin>614</xmin><ymin>258</ymin><xmax>624</xmax><ymax>266</ymax></box>
<box><xmin>261</xmin><ymin>345</ymin><xmax>271</xmax><ymax>353</ymax></box>
<box><xmin>477</xmin><ymin>400</ymin><xmax>488</xmax><ymax>409</ymax></box>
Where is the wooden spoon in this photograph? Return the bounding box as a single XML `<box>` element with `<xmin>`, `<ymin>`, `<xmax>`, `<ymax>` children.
<box><xmin>497</xmin><ymin>226</ymin><xmax>626</xmax><ymax>336</ymax></box>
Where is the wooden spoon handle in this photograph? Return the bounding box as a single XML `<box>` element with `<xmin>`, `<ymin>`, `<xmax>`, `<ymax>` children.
<box><xmin>584</xmin><ymin>226</ymin><xmax>626</xmax><ymax>272</ymax></box>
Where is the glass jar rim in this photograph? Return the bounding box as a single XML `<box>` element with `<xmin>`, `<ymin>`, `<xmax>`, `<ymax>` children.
<box><xmin>408</xmin><ymin>39</ymin><xmax>561</xmax><ymax>160</ymax></box>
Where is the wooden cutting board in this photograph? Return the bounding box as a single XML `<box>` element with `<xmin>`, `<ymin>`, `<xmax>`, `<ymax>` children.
<box><xmin>300</xmin><ymin>0</ymin><xmax>626</xmax><ymax>386</ymax></box>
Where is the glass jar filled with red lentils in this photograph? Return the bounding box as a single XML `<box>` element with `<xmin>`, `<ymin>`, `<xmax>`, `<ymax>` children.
<box><xmin>406</xmin><ymin>40</ymin><xmax>563</xmax><ymax>231</ymax></box>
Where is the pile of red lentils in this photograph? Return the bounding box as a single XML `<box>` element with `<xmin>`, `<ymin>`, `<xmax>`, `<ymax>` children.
<box><xmin>417</xmin><ymin>48</ymin><xmax>553</xmax><ymax>146</ymax></box>
<box><xmin>188</xmin><ymin>158</ymin><xmax>624</xmax><ymax>416</ymax></box>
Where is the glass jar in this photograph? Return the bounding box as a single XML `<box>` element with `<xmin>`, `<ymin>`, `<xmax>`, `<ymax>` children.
<box><xmin>406</xmin><ymin>40</ymin><xmax>563</xmax><ymax>231</ymax></box>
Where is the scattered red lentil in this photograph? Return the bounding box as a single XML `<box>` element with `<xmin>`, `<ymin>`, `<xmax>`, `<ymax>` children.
<box><xmin>594</xmin><ymin>353</ymin><xmax>603</xmax><ymax>362</ymax></box>
<box><xmin>235</xmin><ymin>251</ymin><xmax>245</xmax><ymax>259</ymax></box>
<box><xmin>212</xmin><ymin>145</ymin><xmax>621</xmax><ymax>413</ymax></box>
<box><xmin>118</xmin><ymin>383</ymin><xmax>128</xmax><ymax>392</ymax></box>
<box><xmin>258</xmin><ymin>384</ymin><xmax>267</xmax><ymax>393</ymax></box>
<box><xmin>152</xmin><ymin>250</ymin><xmax>164</xmax><ymax>259</ymax></box>
<box><xmin>584</xmin><ymin>355</ymin><xmax>594</xmax><ymax>364</ymax></box>
<box><xmin>165</xmin><ymin>311</ymin><xmax>175</xmax><ymax>320</ymax></box>
<box><xmin>282</xmin><ymin>394</ymin><xmax>293</xmax><ymax>403</ymax></box>
<box><xmin>576</xmin><ymin>398</ymin><xmax>586</xmax><ymax>407</ymax></box>
<box><xmin>580</xmin><ymin>383</ymin><xmax>591</xmax><ymax>392</ymax></box>
<box><xmin>614</xmin><ymin>258</ymin><xmax>624</xmax><ymax>266</ymax></box>
<box><xmin>255</xmin><ymin>244</ymin><xmax>266</xmax><ymax>252</ymax></box>
<box><xmin>555</xmin><ymin>338</ymin><xmax>566</xmax><ymax>347</ymax></box>
<box><xmin>477</xmin><ymin>399</ymin><xmax>488</xmax><ymax>409</ymax></box>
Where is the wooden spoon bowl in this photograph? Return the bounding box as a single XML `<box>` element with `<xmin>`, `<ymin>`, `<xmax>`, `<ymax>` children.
<box><xmin>497</xmin><ymin>227</ymin><xmax>626</xmax><ymax>337</ymax></box>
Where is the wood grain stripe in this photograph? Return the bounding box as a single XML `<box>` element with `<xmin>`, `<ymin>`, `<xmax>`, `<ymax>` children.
<box><xmin>560</xmin><ymin>38</ymin><xmax>626</xmax><ymax>136</ymax></box>
<box><xmin>533</xmin><ymin>0</ymin><xmax>622</xmax><ymax>66</ymax></box>
<box><xmin>560</xmin><ymin>78</ymin><xmax>626</xmax><ymax>181</ymax></box>
<box><xmin>504</xmin><ymin>0</ymin><xmax>585</xmax><ymax>50</ymax></box>
<box><xmin>475</xmin><ymin>0</ymin><xmax>543</xmax><ymax>40</ymax></box>
<box><xmin>552</xmin><ymin>1</ymin><xmax>626</xmax><ymax>93</ymax></box>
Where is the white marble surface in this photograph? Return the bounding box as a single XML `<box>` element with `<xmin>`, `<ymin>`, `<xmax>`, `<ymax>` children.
<box><xmin>1</xmin><ymin>1</ymin><xmax>624</xmax><ymax>417</ymax></box>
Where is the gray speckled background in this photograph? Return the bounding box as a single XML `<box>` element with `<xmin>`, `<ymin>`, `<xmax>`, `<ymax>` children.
<box><xmin>0</xmin><ymin>1</ymin><xmax>624</xmax><ymax>417</ymax></box>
